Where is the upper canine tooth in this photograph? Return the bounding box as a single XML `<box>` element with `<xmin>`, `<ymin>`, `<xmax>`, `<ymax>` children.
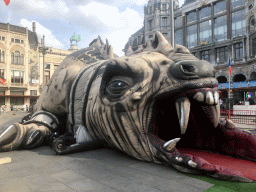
<box><xmin>193</xmin><ymin>92</ymin><xmax>204</xmax><ymax>103</ymax></box>
<box><xmin>175</xmin><ymin>97</ymin><xmax>190</xmax><ymax>134</ymax></box>
<box><xmin>214</xmin><ymin>91</ymin><xmax>219</xmax><ymax>105</ymax></box>
<box><xmin>206</xmin><ymin>92</ymin><xmax>214</xmax><ymax>105</ymax></box>
<box><xmin>163</xmin><ymin>138</ymin><xmax>181</xmax><ymax>152</ymax></box>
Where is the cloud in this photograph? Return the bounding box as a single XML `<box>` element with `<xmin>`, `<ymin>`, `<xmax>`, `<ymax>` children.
<box><xmin>20</xmin><ymin>19</ymin><xmax>64</xmax><ymax>49</ymax></box>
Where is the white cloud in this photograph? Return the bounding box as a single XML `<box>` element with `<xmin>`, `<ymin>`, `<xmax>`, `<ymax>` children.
<box><xmin>20</xmin><ymin>19</ymin><xmax>65</xmax><ymax>49</ymax></box>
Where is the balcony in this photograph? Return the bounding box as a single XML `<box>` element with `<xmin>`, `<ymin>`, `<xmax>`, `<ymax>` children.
<box><xmin>8</xmin><ymin>83</ymin><xmax>28</xmax><ymax>88</ymax></box>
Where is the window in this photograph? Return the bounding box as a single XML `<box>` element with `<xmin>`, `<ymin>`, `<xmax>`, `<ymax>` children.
<box><xmin>149</xmin><ymin>6</ymin><xmax>153</xmax><ymax>15</ymax></box>
<box><xmin>175</xmin><ymin>16</ymin><xmax>182</xmax><ymax>28</ymax></box>
<box><xmin>199</xmin><ymin>20</ymin><xmax>212</xmax><ymax>43</ymax></box>
<box><xmin>162</xmin><ymin>3</ymin><xmax>167</xmax><ymax>10</ymax></box>
<box><xmin>11</xmin><ymin>70</ymin><xmax>24</xmax><ymax>84</ymax></box>
<box><xmin>175</xmin><ymin>29</ymin><xmax>183</xmax><ymax>45</ymax></box>
<box><xmin>0</xmin><ymin>50</ymin><xmax>4</xmax><ymax>63</ymax></box>
<box><xmin>232</xmin><ymin>10</ymin><xmax>246</xmax><ymax>37</ymax></box>
<box><xmin>44</xmin><ymin>71</ymin><xmax>50</xmax><ymax>84</ymax></box>
<box><xmin>216</xmin><ymin>46</ymin><xmax>228</xmax><ymax>63</ymax></box>
<box><xmin>234</xmin><ymin>43</ymin><xmax>243</xmax><ymax>59</ymax></box>
<box><xmin>162</xmin><ymin>17</ymin><xmax>168</xmax><ymax>27</ymax></box>
<box><xmin>30</xmin><ymin>90</ymin><xmax>37</xmax><ymax>96</ymax></box>
<box><xmin>201</xmin><ymin>50</ymin><xmax>212</xmax><ymax>62</ymax></box>
<box><xmin>199</xmin><ymin>6</ymin><xmax>211</xmax><ymax>20</ymax></box>
<box><xmin>11</xmin><ymin>38</ymin><xmax>14</xmax><ymax>42</ymax></box>
<box><xmin>214</xmin><ymin>16</ymin><xmax>227</xmax><ymax>42</ymax></box>
<box><xmin>12</xmin><ymin>51</ymin><xmax>24</xmax><ymax>65</ymax></box>
<box><xmin>187</xmin><ymin>25</ymin><xmax>197</xmax><ymax>48</ymax></box>
<box><xmin>149</xmin><ymin>20</ymin><xmax>153</xmax><ymax>30</ymax></box>
<box><xmin>252</xmin><ymin>38</ymin><xmax>256</xmax><ymax>57</ymax></box>
<box><xmin>1</xmin><ymin>37</ymin><xmax>5</xmax><ymax>41</ymax></box>
<box><xmin>10</xmin><ymin>91</ymin><xmax>24</xmax><ymax>105</ymax></box>
<box><xmin>45</xmin><ymin>64</ymin><xmax>50</xmax><ymax>69</ymax></box>
<box><xmin>21</xmin><ymin>40</ymin><xmax>24</xmax><ymax>44</ymax></box>
<box><xmin>15</xmin><ymin>39</ymin><xmax>20</xmax><ymax>43</ymax></box>
<box><xmin>231</xmin><ymin>0</ymin><xmax>245</xmax><ymax>9</ymax></box>
<box><xmin>187</xmin><ymin>11</ymin><xmax>197</xmax><ymax>24</ymax></box>
<box><xmin>0</xmin><ymin>69</ymin><xmax>4</xmax><ymax>78</ymax></box>
<box><xmin>214</xmin><ymin>0</ymin><xmax>226</xmax><ymax>15</ymax></box>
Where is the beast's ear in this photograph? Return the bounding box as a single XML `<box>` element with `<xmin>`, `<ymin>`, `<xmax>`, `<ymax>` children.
<box><xmin>144</xmin><ymin>31</ymin><xmax>174</xmax><ymax>57</ymax></box>
<box><xmin>89</xmin><ymin>36</ymin><xmax>104</xmax><ymax>48</ymax></box>
<box><xmin>173</xmin><ymin>44</ymin><xmax>190</xmax><ymax>54</ymax></box>
<box><xmin>100</xmin><ymin>38</ymin><xmax>114</xmax><ymax>59</ymax></box>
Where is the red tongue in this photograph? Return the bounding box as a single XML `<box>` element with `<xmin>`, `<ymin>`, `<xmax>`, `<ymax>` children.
<box><xmin>178</xmin><ymin>148</ymin><xmax>256</xmax><ymax>181</ymax></box>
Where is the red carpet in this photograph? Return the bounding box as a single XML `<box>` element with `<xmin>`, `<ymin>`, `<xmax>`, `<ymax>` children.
<box><xmin>178</xmin><ymin>148</ymin><xmax>256</xmax><ymax>181</ymax></box>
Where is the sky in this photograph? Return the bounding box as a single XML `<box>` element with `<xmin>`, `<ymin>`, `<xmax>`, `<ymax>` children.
<box><xmin>0</xmin><ymin>0</ymin><xmax>185</xmax><ymax>56</ymax></box>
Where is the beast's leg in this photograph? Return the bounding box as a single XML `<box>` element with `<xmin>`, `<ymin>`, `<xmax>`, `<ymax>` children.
<box><xmin>0</xmin><ymin>110</ymin><xmax>60</xmax><ymax>152</ymax></box>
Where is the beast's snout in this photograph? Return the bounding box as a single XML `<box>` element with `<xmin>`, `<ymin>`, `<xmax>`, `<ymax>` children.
<box><xmin>169</xmin><ymin>60</ymin><xmax>214</xmax><ymax>80</ymax></box>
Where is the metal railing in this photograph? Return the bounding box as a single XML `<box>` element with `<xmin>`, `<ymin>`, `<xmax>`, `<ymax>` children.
<box><xmin>220</xmin><ymin>109</ymin><xmax>256</xmax><ymax>125</ymax></box>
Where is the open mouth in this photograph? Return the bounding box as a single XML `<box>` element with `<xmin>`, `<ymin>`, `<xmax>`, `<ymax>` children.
<box><xmin>147</xmin><ymin>85</ymin><xmax>256</xmax><ymax>182</ymax></box>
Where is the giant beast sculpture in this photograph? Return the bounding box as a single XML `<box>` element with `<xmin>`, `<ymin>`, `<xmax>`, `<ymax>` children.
<box><xmin>0</xmin><ymin>32</ymin><xmax>256</xmax><ymax>182</ymax></box>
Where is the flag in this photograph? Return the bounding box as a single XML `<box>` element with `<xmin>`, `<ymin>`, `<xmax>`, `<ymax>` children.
<box><xmin>228</xmin><ymin>56</ymin><xmax>232</xmax><ymax>74</ymax></box>
<box><xmin>3</xmin><ymin>0</ymin><xmax>10</xmax><ymax>6</ymax></box>
<box><xmin>0</xmin><ymin>77</ymin><xmax>6</xmax><ymax>85</ymax></box>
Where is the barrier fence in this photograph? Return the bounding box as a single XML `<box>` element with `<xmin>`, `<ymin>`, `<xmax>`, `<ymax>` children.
<box><xmin>220</xmin><ymin>109</ymin><xmax>256</xmax><ymax>125</ymax></box>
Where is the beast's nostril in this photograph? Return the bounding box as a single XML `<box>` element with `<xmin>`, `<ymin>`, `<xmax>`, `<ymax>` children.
<box><xmin>180</xmin><ymin>64</ymin><xmax>197</xmax><ymax>75</ymax></box>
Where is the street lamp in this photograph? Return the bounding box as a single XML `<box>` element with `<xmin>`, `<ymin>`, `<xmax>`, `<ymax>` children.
<box><xmin>170</xmin><ymin>0</ymin><xmax>174</xmax><ymax>47</ymax></box>
<box><xmin>39</xmin><ymin>35</ymin><xmax>49</xmax><ymax>88</ymax></box>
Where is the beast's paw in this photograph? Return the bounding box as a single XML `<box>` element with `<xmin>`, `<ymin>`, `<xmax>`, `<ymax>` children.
<box><xmin>0</xmin><ymin>123</ymin><xmax>50</xmax><ymax>152</ymax></box>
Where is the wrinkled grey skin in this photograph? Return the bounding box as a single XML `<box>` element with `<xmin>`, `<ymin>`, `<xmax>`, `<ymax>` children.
<box><xmin>1</xmin><ymin>32</ymin><xmax>256</xmax><ymax>183</ymax></box>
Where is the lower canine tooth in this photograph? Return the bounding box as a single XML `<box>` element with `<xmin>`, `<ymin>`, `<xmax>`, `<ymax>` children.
<box><xmin>163</xmin><ymin>138</ymin><xmax>180</xmax><ymax>152</ymax></box>
<box><xmin>188</xmin><ymin>160</ymin><xmax>197</xmax><ymax>168</ymax></box>
<box><xmin>175</xmin><ymin>97</ymin><xmax>190</xmax><ymax>134</ymax></box>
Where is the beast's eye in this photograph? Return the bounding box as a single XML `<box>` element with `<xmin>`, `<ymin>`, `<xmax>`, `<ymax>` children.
<box><xmin>106</xmin><ymin>79</ymin><xmax>131</xmax><ymax>96</ymax></box>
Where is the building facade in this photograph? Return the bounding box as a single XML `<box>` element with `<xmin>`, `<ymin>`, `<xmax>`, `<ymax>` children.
<box><xmin>123</xmin><ymin>0</ymin><xmax>256</xmax><ymax>108</ymax></box>
<box><xmin>0</xmin><ymin>22</ymin><xmax>74</xmax><ymax>111</ymax></box>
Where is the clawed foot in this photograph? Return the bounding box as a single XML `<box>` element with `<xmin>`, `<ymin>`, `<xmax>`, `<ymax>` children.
<box><xmin>0</xmin><ymin>123</ymin><xmax>51</xmax><ymax>152</ymax></box>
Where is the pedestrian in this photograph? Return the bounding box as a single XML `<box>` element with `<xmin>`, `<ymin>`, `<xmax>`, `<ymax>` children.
<box><xmin>219</xmin><ymin>98</ymin><xmax>224</xmax><ymax>109</ymax></box>
<box><xmin>2</xmin><ymin>105</ymin><xmax>5</xmax><ymax>113</ymax></box>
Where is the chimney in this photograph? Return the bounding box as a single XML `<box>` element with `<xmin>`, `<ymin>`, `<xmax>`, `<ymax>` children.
<box><xmin>32</xmin><ymin>22</ymin><xmax>36</xmax><ymax>33</ymax></box>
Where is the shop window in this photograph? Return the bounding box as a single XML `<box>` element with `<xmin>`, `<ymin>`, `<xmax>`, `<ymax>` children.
<box><xmin>175</xmin><ymin>16</ymin><xmax>182</xmax><ymax>28</ymax></box>
<box><xmin>11</xmin><ymin>70</ymin><xmax>24</xmax><ymax>84</ymax></box>
<box><xmin>199</xmin><ymin>20</ymin><xmax>212</xmax><ymax>43</ymax></box>
<box><xmin>175</xmin><ymin>29</ymin><xmax>183</xmax><ymax>45</ymax></box>
<box><xmin>231</xmin><ymin>0</ymin><xmax>245</xmax><ymax>9</ymax></box>
<box><xmin>234</xmin><ymin>42</ymin><xmax>243</xmax><ymax>59</ymax></box>
<box><xmin>232</xmin><ymin>10</ymin><xmax>246</xmax><ymax>37</ymax></box>
<box><xmin>214</xmin><ymin>16</ymin><xmax>227</xmax><ymax>42</ymax></box>
<box><xmin>187</xmin><ymin>25</ymin><xmax>197</xmax><ymax>48</ymax></box>
<box><xmin>199</xmin><ymin>6</ymin><xmax>211</xmax><ymax>20</ymax></box>
<box><xmin>10</xmin><ymin>97</ymin><xmax>24</xmax><ymax>105</ymax></box>
<box><xmin>201</xmin><ymin>50</ymin><xmax>211</xmax><ymax>62</ymax></box>
<box><xmin>216</xmin><ymin>46</ymin><xmax>228</xmax><ymax>63</ymax></box>
<box><xmin>214</xmin><ymin>0</ymin><xmax>226</xmax><ymax>15</ymax></box>
<box><xmin>187</xmin><ymin>11</ymin><xmax>196</xmax><ymax>24</ymax></box>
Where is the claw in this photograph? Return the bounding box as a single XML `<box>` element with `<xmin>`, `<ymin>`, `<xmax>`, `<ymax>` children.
<box><xmin>0</xmin><ymin>125</ymin><xmax>18</xmax><ymax>146</ymax></box>
<box><xmin>25</xmin><ymin>129</ymin><xmax>42</xmax><ymax>146</ymax></box>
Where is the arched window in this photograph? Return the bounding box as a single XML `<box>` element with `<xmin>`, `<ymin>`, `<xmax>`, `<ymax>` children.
<box><xmin>233</xmin><ymin>74</ymin><xmax>246</xmax><ymax>82</ymax></box>
<box><xmin>20</xmin><ymin>54</ymin><xmax>24</xmax><ymax>65</ymax></box>
<box><xmin>11</xmin><ymin>52</ymin><xmax>14</xmax><ymax>63</ymax></box>
<box><xmin>217</xmin><ymin>76</ymin><xmax>228</xmax><ymax>83</ymax></box>
<box><xmin>14</xmin><ymin>51</ymin><xmax>20</xmax><ymax>64</ymax></box>
<box><xmin>0</xmin><ymin>50</ymin><xmax>4</xmax><ymax>63</ymax></box>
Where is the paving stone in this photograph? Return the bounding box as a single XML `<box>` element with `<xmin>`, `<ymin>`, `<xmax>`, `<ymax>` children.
<box><xmin>67</xmin><ymin>178</ymin><xmax>118</xmax><ymax>192</ymax></box>
<box><xmin>0</xmin><ymin>177</ymin><xmax>33</xmax><ymax>192</ymax></box>
<box><xmin>50</xmin><ymin>170</ymin><xmax>88</xmax><ymax>184</ymax></box>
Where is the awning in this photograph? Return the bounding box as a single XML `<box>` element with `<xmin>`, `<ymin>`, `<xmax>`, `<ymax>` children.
<box><xmin>218</xmin><ymin>80</ymin><xmax>256</xmax><ymax>90</ymax></box>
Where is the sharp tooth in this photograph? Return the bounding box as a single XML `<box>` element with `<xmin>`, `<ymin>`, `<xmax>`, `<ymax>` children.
<box><xmin>201</xmin><ymin>105</ymin><xmax>220</xmax><ymax>128</ymax></box>
<box><xmin>214</xmin><ymin>91</ymin><xmax>219</xmax><ymax>105</ymax></box>
<box><xmin>206</xmin><ymin>91</ymin><xmax>214</xmax><ymax>105</ymax></box>
<box><xmin>163</xmin><ymin>138</ymin><xmax>181</xmax><ymax>152</ymax></box>
<box><xmin>175</xmin><ymin>97</ymin><xmax>190</xmax><ymax>134</ymax></box>
<box><xmin>193</xmin><ymin>92</ymin><xmax>204</xmax><ymax>103</ymax></box>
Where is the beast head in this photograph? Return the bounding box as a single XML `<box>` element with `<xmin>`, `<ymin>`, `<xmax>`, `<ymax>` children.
<box><xmin>85</xmin><ymin>31</ymin><xmax>256</xmax><ymax>182</ymax></box>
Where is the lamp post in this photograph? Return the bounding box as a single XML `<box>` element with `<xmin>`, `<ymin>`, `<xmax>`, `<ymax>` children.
<box><xmin>170</xmin><ymin>0</ymin><xmax>175</xmax><ymax>47</ymax></box>
<box><xmin>39</xmin><ymin>35</ymin><xmax>48</xmax><ymax>90</ymax></box>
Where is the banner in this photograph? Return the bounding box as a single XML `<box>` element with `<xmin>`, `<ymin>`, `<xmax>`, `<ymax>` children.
<box><xmin>3</xmin><ymin>0</ymin><xmax>10</xmax><ymax>6</ymax></box>
<box><xmin>0</xmin><ymin>77</ymin><xmax>6</xmax><ymax>85</ymax></box>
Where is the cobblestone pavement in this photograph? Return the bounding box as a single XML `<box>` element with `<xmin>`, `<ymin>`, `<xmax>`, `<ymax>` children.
<box><xmin>0</xmin><ymin>111</ymin><xmax>236</xmax><ymax>192</ymax></box>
